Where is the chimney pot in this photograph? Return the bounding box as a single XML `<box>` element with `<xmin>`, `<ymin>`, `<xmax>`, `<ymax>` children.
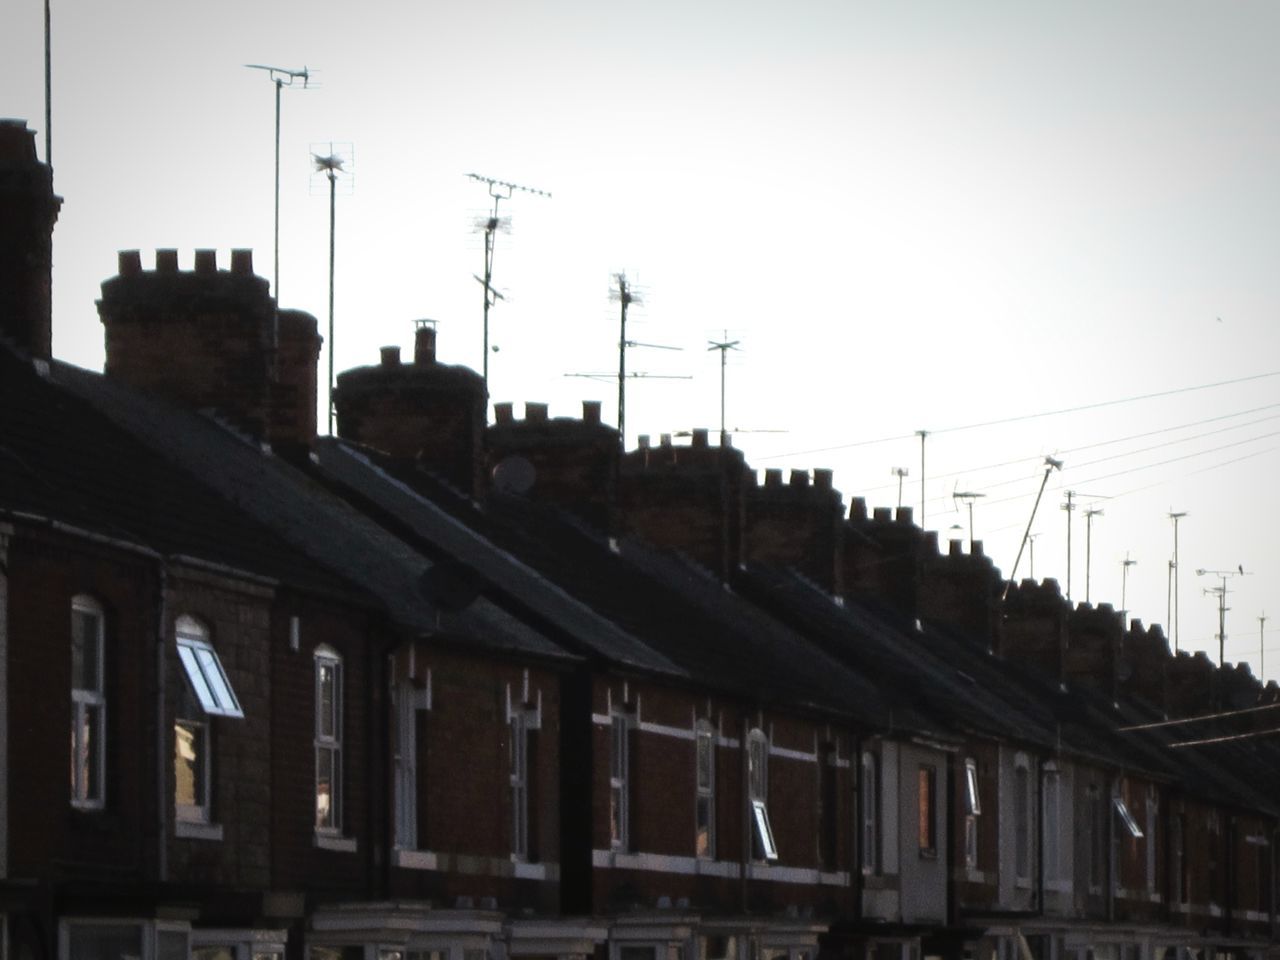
<box><xmin>949</xmin><ymin>539</ymin><xmax>963</xmax><ymax>557</ymax></box>
<box><xmin>638</xmin><ymin>434</ymin><xmax>650</xmax><ymax>449</ymax></box>
<box><xmin>895</xmin><ymin>506</ymin><xmax>914</xmax><ymax>524</ymax></box>
<box><xmin>230</xmin><ymin>249</ymin><xmax>253</xmax><ymax>275</ymax></box>
<box><xmin>526</xmin><ymin>401</ymin><xmax>548</xmax><ymax>423</ymax></box>
<box><xmin>765</xmin><ymin>468</ymin><xmax>783</xmax><ymax>488</ymax></box>
<box><xmin>380</xmin><ymin>346</ymin><xmax>402</xmax><ymax>367</ymax></box>
<box><xmin>789</xmin><ymin>469</ymin><xmax>810</xmax><ymax>487</ymax></box>
<box><xmin>494</xmin><ymin>401</ymin><xmax>514</xmax><ymax>425</ymax></box>
<box><xmin>692</xmin><ymin>428</ymin><xmax>709</xmax><ymax>449</ymax></box>
<box><xmin>155</xmin><ymin>248</ymin><xmax>179</xmax><ymax>273</ymax></box>
<box><xmin>849</xmin><ymin>497</ymin><xmax>868</xmax><ymax>521</ymax></box>
<box><xmin>414</xmin><ymin>323</ymin><xmax>436</xmax><ymax>364</ymax></box>
<box><xmin>872</xmin><ymin>507</ymin><xmax>892</xmax><ymax>522</ymax></box>
<box><xmin>923</xmin><ymin>530</ymin><xmax>939</xmax><ymax>554</ymax></box>
<box><xmin>194</xmin><ymin>249</ymin><xmax>217</xmax><ymax>274</ymax></box>
<box><xmin>971</xmin><ymin>539</ymin><xmax>984</xmax><ymax>557</ymax></box>
<box><xmin>660</xmin><ymin>433</ymin><xmax>672</xmax><ymax>447</ymax></box>
<box><xmin>118</xmin><ymin>250</ymin><xmax>142</xmax><ymax>277</ymax></box>
<box><xmin>813</xmin><ymin>468</ymin><xmax>833</xmax><ymax>491</ymax></box>
<box><xmin>583</xmin><ymin>400</ymin><xmax>602</xmax><ymax>425</ymax></box>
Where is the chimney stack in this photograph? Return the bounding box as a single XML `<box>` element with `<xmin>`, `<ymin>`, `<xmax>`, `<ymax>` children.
<box><xmin>0</xmin><ymin>120</ymin><xmax>62</xmax><ymax>359</ymax></box>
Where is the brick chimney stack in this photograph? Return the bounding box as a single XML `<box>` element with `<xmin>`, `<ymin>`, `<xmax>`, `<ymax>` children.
<box><xmin>0</xmin><ymin>120</ymin><xmax>62</xmax><ymax>359</ymax></box>
<box><xmin>97</xmin><ymin>248</ymin><xmax>321</xmax><ymax>453</ymax></box>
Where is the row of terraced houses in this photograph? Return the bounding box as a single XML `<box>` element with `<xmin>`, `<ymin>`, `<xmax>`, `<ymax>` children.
<box><xmin>2</xmin><ymin>119</ymin><xmax>1278</xmax><ymax>960</ymax></box>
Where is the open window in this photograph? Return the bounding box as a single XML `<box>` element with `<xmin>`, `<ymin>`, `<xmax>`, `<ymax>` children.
<box><xmin>174</xmin><ymin>616</ymin><xmax>242</xmax><ymax>832</ymax></box>
<box><xmin>963</xmin><ymin>757</ymin><xmax>981</xmax><ymax>869</ymax></box>
<box><xmin>1114</xmin><ymin>795</ymin><xmax>1144</xmax><ymax>838</ymax></box>
<box><xmin>748</xmin><ymin>728</ymin><xmax>778</xmax><ymax>861</ymax></box>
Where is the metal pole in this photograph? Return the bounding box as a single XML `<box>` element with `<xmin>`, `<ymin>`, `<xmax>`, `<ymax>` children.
<box><xmin>1169</xmin><ymin>512</ymin><xmax>1187</xmax><ymax>652</ymax></box>
<box><xmin>1084</xmin><ymin>508</ymin><xmax>1103</xmax><ymax>604</ymax></box>
<box><xmin>917</xmin><ymin>430</ymin><xmax>928</xmax><ymax>525</ymax></box>
<box><xmin>1217</xmin><ymin>574</ymin><xmax>1227</xmax><ymax>668</ymax></box>
<box><xmin>1167</xmin><ymin>560</ymin><xmax>1174</xmax><ymax>651</ymax></box>
<box><xmin>618</xmin><ymin>282</ymin><xmax>627</xmax><ymax>447</ymax></box>
<box><xmin>327</xmin><ymin>167</ymin><xmax>336</xmax><ymax>436</ymax></box>
<box><xmin>482</xmin><ymin>196</ymin><xmax>499</xmax><ymax>388</ymax></box>
<box><xmin>273</xmin><ymin>78</ymin><xmax>282</xmax><ymax>307</ymax></box>
<box><xmin>1120</xmin><ymin>554</ymin><xmax>1136</xmax><ymax>628</ymax></box>
<box><xmin>44</xmin><ymin>0</ymin><xmax>52</xmax><ymax>167</ymax></box>
<box><xmin>719</xmin><ymin>343</ymin><xmax>727</xmax><ymax>445</ymax></box>
<box><xmin>1063</xmin><ymin>491</ymin><xmax>1076</xmax><ymax>602</ymax></box>
<box><xmin>1003</xmin><ymin>459</ymin><xmax>1060</xmax><ymax>600</ymax></box>
<box><xmin>1260</xmin><ymin>614</ymin><xmax>1267</xmax><ymax>682</ymax></box>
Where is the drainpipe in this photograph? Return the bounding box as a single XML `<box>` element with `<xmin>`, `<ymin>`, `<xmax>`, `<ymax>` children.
<box><xmin>155</xmin><ymin>561</ymin><xmax>169</xmax><ymax>883</ymax></box>
<box><xmin>0</xmin><ymin>525</ymin><xmax>10</xmax><ymax>880</ymax></box>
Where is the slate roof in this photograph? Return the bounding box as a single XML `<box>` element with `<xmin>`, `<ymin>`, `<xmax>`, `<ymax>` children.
<box><xmin>6</xmin><ymin>349</ymin><xmax>570</xmax><ymax>662</ymax></box>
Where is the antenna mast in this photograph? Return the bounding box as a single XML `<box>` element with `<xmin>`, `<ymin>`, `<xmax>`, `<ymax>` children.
<box><xmin>311</xmin><ymin>143</ymin><xmax>353</xmax><ymax>435</ymax></box>
<box><xmin>1197</xmin><ymin>566</ymin><xmax>1252</xmax><ymax>667</ymax></box>
<box><xmin>614</xmin><ymin>273</ymin><xmax>638</xmax><ymax>446</ymax></box>
<box><xmin>1003</xmin><ymin>456</ymin><xmax>1062</xmax><ymax>600</ymax></box>
<box><xmin>466</xmin><ymin>173</ymin><xmax>550</xmax><ymax>395</ymax></box>
<box><xmin>1083</xmin><ymin>506</ymin><xmax>1104</xmax><ymax>604</ymax></box>
<box><xmin>707</xmin><ymin>332</ymin><xmax>741</xmax><ymax>446</ymax></box>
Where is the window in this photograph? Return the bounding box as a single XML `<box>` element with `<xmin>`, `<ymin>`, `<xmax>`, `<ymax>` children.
<box><xmin>818</xmin><ymin>742</ymin><xmax>838</xmax><ymax>869</ymax></box>
<box><xmin>748</xmin><ymin>728</ymin><xmax>777</xmax><ymax>861</ymax></box>
<box><xmin>1014</xmin><ymin>756</ymin><xmax>1031</xmax><ymax>882</ymax></box>
<box><xmin>918</xmin><ymin>764</ymin><xmax>937</xmax><ymax>857</ymax></box>
<box><xmin>1145</xmin><ymin>787</ymin><xmax>1158</xmax><ymax>894</ymax></box>
<box><xmin>510</xmin><ymin>710</ymin><xmax>529</xmax><ymax>858</ymax></box>
<box><xmin>964</xmin><ymin>757</ymin><xmax>981</xmax><ymax>868</ymax></box>
<box><xmin>1087</xmin><ymin>785</ymin><xmax>1105</xmax><ymax>892</ymax></box>
<box><xmin>1043</xmin><ymin>767</ymin><xmax>1062</xmax><ymax>882</ymax></box>
<box><xmin>174</xmin><ymin>616</ymin><xmax>242</xmax><ymax>827</ymax></box>
<box><xmin>315</xmin><ymin>646</ymin><xmax>343</xmax><ymax>833</ymax></box>
<box><xmin>610</xmin><ymin>709</ymin><xmax>631</xmax><ymax>849</ymax></box>
<box><xmin>393</xmin><ymin>679</ymin><xmax>417</xmax><ymax>850</ymax></box>
<box><xmin>70</xmin><ymin>596</ymin><xmax>106</xmax><ymax>809</ymax></box>
<box><xmin>1169</xmin><ymin>813</ymin><xmax>1186</xmax><ymax>905</ymax></box>
<box><xmin>695</xmin><ymin>721</ymin><xmax>716</xmax><ymax>858</ymax></box>
<box><xmin>1114</xmin><ymin>795</ymin><xmax>1143</xmax><ymax>839</ymax></box>
<box><xmin>861</xmin><ymin>751</ymin><xmax>880</xmax><ymax>874</ymax></box>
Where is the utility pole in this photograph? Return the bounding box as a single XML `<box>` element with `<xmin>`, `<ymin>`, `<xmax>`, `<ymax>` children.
<box><xmin>1084</xmin><ymin>507</ymin><xmax>1104</xmax><ymax>604</ymax></box>
<box><xmin>1120</xmin><ymin>554</ymin><xmax>1137</xmax><ymax>628</ymax></box>
<box><xmin>1169</xmin><ymin>511</ymin><xmax>1188</xmax><ymax>653</ymax></box>
<box><xmin>1062</xmin><ymin>491</ymin><xmax>1077</xmax><ymax>602</ymax></box>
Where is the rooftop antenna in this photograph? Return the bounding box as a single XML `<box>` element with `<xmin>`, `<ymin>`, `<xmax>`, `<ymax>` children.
<box><xmin>891</xmin><ymin>467</ymin><xmax>909</xmax><ymax>511</ymax></box>
<box><xmin>1120</xmin><ymin>553</ymin><xmax>1137</xmax><ymax>627</ymax></box>
<box><xmin>44</xmin><ymin>0</ymin><xmax>52</xmax><ymax>166</ymax></box>
<box><xmin>1196</xmin><ymin>566</ymin><xmax>1251</xmax><ymax>667</ymax></box>
<box><xmin>952</xmin><ymin>490</ymin><xmax>985</xmax><ymax>550</ymax></box>
<box><xmin>245</xmin><ymin>64</ymin><xmax>311</xmax><ymax>321</ymax></box>
<box><xmin>707</xmin><ymin>332</ymin><xmax>741</xmax><ymax>446</ymax></box>
<box><xmin>1260</xmin><ymin>612</ymin><xmax>1268</xmax><ymax>683</ymax></box>
<box><xmin>1083</xmin><ymin>505</ymin><xmax>1104</xmax><ymax>604</ymax></box>
<box><xmin>311</xmin><ymin>142</ymin><xmax>353</xmax><ymax>436</ymax></box>
<box><xmin>465</xmin><ymin>173</ymin><xmax>550</xmax><ymax>395</ymax></box>
<box><xmin>1169</xmin><ymin>510</ymin><xmax>1188</xmax><ymax>653</ymax></box>
<box><xmin>1003</xmin><ymin>456</ymin><xmax>1062</xmax><ymax>600</ymax></box>
<box><xmin>916</xmin><ymin>430</ymin><xmax>929</xmax><ymax>525</ymax></box>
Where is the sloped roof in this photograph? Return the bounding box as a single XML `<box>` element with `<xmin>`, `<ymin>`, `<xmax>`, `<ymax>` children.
<box><xmin>16</xmin><ymin>351</ymin><xmax>569</xmax><ymax>662</ymax></box>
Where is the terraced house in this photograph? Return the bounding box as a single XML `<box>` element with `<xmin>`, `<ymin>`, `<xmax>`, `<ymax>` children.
<box><xmin>1</xmin><ymin>118</ymin><xmax>1278</xmax><ymax>960</ymax></box>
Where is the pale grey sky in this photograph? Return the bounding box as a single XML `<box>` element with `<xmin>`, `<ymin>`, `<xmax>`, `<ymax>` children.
<box><xmin>4</xmin><ymin>0</ymin><xmax>1278</xmax><ymax>676</ymax></box>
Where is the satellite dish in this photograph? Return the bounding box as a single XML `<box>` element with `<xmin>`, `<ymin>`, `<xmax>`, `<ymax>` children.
<box><xmin>492</xmin><ymin>455</ymin><xmax>536</xmax><ymax>494</ymax></box>
<box><xmin>416</xmin><ymin>560</ymin><xmax>481</xmax><ymax>612</ymax></box>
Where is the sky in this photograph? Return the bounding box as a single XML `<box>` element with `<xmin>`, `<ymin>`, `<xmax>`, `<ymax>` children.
<box><xmin>3</xmin><ymin>0</ymin><xmax>1279</xmax><ymax>681</ymax></box>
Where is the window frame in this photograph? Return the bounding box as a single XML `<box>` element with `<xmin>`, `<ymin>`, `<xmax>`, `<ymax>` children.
<box><xmin>393</xmin><ymin>678</ymin><xmax>418</xmax><ymax>851</ymax></box>
<box><xmin>173</xmin><ymin>616</ymin><xmax>241</xmax><ymax>828</ymax></box>
<box><xmin>314</xmin><ymin>645</ymin><xmax>344</xmax><ymax>835</ymax></box>
<box><xmin>747</xmin><ymin>728</ymin><xmax>778</xmax><ymax>861</ymax></box>
<box><xmin>510</xmin><ymin>710</ymin><xmax>529</xmax><ymax>859</ymax></box>
<box><xmin>695</xmin><ymin>720</ymin><xmax>716</xmax><ymax>859</ymax></box>
<box><xmin>1042</xmin><ymin>765</ymin><xmax>1062</xmax><ymax>883</ymax></box>
<box><xmin>609</xmin><ymin>708</ymin><xmax>631</xmax><ymax>850</ymax></box>
<box><xmin>70</xmin><ymin>595</ymin><xmax>106</xmax><ymax>810</ymax></box>
<box><xmin>1114</xmin><ymin>795</ymin><xmax>1144</xmax><ymax>839</ymax></box>
<box><xmin>917</xmin><ymin>764</ymin><xmax>937</xmax><ymax>858</ymax></box>
<box><xmin>175</xmin><ymin>617</ymin><xmax>243</xmax><ymax>719</ymax></box>
<box><xmin>963</xmin><ymin>757</ymin><xmax>981</xmax><ymax>869</ymax></box>
<box><xmin>860</xmin><ymin>750</ymin><xmax>880</xmax><ymax>875</ymax></box>
<box><xmin>1014</xmin><ymin>754</ymin><xmax>1032</xmax><ymax>884</ymax></box>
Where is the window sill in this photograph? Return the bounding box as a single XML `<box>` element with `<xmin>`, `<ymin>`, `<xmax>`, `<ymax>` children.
<box><xmin>175</xmin><ymin>819</ymin><xmax>224</xmax><ymax>841</ymax></box>
<box><xmin>314</xmin><ymin>832</ymin><xmax>357</xmax><ymax>853</ymax></box>
<box><xmin>394</xmin><ymin>848</ymin><xmax>438</xmax><ymax>870</ymax></box>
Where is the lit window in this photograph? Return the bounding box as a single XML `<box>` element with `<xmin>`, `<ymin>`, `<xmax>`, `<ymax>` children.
<box><xmin>174</xmin><ymin>616</ymin><xmax>242</xmax><ymax>825</ymax></box>
<box><xmin>860</xmin><ymin>751</ymin><xmax>880</xmax><ymax>874</ymax></box>
<box><xmin>70</xmin><ymin>596</ymin><xmax>106</xmax><ymax>809</ymax></box>
<box><xmin>696</xmin><ymin>721</ymin><xmax>716</xmax><ymax>858</ymax></box>
<box><xmin>610</xmin><ymin>709</ymin><xmax>631</xmax><ymax>849</ymax></box>
<box><xmin>315</xmin><ymin>646</ymin><xmax>343</xmax><ymax>833</ymax></box>
<box><xmin>748</xmin><ymin>728</ymin><xmax>778</xmax><ymax>861</ymax></box>
<box><xmin>918</xmin><ymin>765</ymin><xmax>937</xmax><ymax>857</ymax></box>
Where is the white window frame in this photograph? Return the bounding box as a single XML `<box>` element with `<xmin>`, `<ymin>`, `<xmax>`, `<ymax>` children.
<box><xmin>610</xmin><ymin>708</ymin><xmax>631</xmax><ymax>850</ymax></box>
<box><xmin>315</xmin><ymin>645</ymin><xmax>344</xmax><ymax>835</ymax></box>
<box><xmin>964</xmin><ymin>757</ymin><xmax>981</xmax><ymax>869</ymax></box>
<box><xmin>747</xmin><ymin>728</ymin><xmax>778</xmax><ymax>861</ymax></box>
<box><xmin>175</xmin><ymin>617</ymin><xmax>243</xmax><ymax>718</ymax></box>
<box><xmin>1014</xmin><ymin>754</ymin><xmax>1032</xmax><ymax>884</ymax></box>
<box><xmin>393</xmin><ymin>678</ymin><xmax>418</xmax><ymax>851</ymax></box>
<box><xmin>174</xmin><ymin>616</ymin><xmax>242</xmax><ymax>830</ymax></box>
<box><xmin>1114</xmin><ymin>795</ymin><xmax>1144</xmax><ymax>838</ymax></box>
<box><xmin>70</xmin><ymin>595</ymin><xmax>106</xmax><ymax>810</ymax></box>
<box><xmin>695</xmin><ymin>720</ymin><xmax>716</xmax><ymax>859</ymax></box>
<box><xmin>860</xmin><ymin>750</ymin><xmax>879</xmax><ymax>875</ymax></box>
